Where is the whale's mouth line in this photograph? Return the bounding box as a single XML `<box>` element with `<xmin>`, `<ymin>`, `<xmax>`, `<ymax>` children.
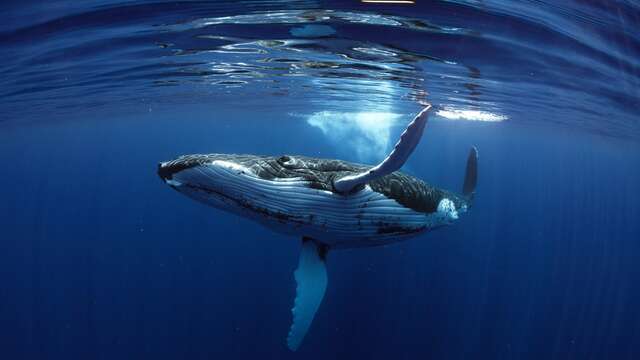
<box><xmin>178</xmin><ymin>181</ymin><xmax>310</xmax><ymax>226</ymax></box>
<box><xmin>157</xmin><ymin>161</ymin><xmax>186</xmax><ymax>181</ymax></box>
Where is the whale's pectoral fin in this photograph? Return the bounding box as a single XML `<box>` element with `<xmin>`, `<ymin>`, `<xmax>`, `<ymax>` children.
<box><xmin>287</xmin><ymin>238</ymin><xmax>328</xmax><ymax>351</ymax></box>
<box><xmin>462</xmin><ymin>146</ymin><xmax>478</xmax><ymax>200</ymax></box>
<box><xmin>333</xmin><ymin>105</ymin><xmax>431</xmax><ymax>194</ymax></box>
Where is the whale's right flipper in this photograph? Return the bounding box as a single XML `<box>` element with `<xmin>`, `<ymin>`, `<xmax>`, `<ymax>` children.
<box><xmin>287</xmin><ymin>238</ymin><xmax>328</xmax><ymax>351</ymax></box>
<box><xmin>333</xmin><ymin>105</ymin><xmax>431</xmax><ymax>194</ymax></box>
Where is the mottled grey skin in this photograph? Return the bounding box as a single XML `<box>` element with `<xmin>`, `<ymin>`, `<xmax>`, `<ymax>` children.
<box><xmin>158</xmin><ymin>153</ymin><xmax>470</xmax><ymax>217</ymax></box>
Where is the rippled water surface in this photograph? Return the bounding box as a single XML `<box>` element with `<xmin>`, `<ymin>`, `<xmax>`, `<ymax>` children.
<box><xmin>1</xmin><ymin>1</ymin><xmax>638</xmax><ymax>138</ymax></box>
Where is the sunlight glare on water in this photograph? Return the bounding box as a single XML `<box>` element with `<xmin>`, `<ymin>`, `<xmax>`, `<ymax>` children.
<box><xmin>436</xmin><ymin>107</ymin><xmax>508</xmax><ymax>122</ymax></box>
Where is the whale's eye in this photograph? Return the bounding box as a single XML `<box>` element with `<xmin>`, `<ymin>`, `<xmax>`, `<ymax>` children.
<box><xmin>278</xmin><ymin>155</ymin><xmax>295</xmax><ymax>167</ymax></box>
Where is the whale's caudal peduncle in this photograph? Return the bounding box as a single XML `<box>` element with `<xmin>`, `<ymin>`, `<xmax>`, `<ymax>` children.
<box><xmin>157</xmin><ymin>105</ymin><xmax>478</xmax><ymax>350</ymax></box>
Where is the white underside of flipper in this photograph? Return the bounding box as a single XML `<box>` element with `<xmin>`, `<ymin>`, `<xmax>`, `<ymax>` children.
<box><xmin>287</xmin><ymin>240</ymin><xmax>328</xmax><ymax>351</ymax></box>
<box><xmin>334</xmin><ymin>105</ymin><xmax>431</xmax><ymax>193</ymax></box>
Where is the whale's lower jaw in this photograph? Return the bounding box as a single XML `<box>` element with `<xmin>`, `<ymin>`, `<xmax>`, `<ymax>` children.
<box><xmin>164</xmin><ymin>161</ymin><xmax>451</xmax><ymax>248</ymax></box>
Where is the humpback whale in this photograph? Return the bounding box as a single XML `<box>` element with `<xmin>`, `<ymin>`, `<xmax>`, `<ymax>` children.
<box><xmin>157</xmin><ymin>105</ymin><xmax>478</xmax><ymax>350</ymax></box>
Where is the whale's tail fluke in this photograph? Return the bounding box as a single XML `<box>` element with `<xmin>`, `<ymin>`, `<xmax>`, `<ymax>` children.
<box><xmin>462</xmin><ymin>146</ymin><xmax>478</xmax><ymax>201</ymax></box>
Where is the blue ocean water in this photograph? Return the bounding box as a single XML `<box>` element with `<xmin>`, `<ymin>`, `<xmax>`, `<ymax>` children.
<box><xmin>1</xmin><ymin>1</ymin><xmax>639</xmax><ymax>359</ymax></box>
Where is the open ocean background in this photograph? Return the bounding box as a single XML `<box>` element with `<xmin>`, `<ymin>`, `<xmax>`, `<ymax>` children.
<box><xmin>1</xmin><ymin>1</ymin><xmax>639</xmax><ymax>359</ymax></box>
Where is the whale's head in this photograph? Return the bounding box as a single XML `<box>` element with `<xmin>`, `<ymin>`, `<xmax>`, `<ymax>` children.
<box><xmin>157</xmin><ymin>154</ymin><xmax>276</xmax><ymax>214</ymax></box>
<box><xmin>157</xmin><ymin>154</ymin><xmax>349</xmax><ymax>220</ymax></box>
<box><xmin>157</xmin><ymin>154</ymin><xmax>368</xmax><ymax>216</ymax></box>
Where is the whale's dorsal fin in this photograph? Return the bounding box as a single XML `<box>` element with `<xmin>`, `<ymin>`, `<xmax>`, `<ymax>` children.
<box><xmin>287</xmin><ymin>238</ymin><xmax>328</xmax><ymax>351</ymax></box>
<box><xmin>463</xmin><ymin>146</ymin><xmax>478</xmax><ymax>199</ymax></box>
<box><xmin>333</xmin><ymin>105</ymin><xmax>431</xmax><ymax>194</ymax></box>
